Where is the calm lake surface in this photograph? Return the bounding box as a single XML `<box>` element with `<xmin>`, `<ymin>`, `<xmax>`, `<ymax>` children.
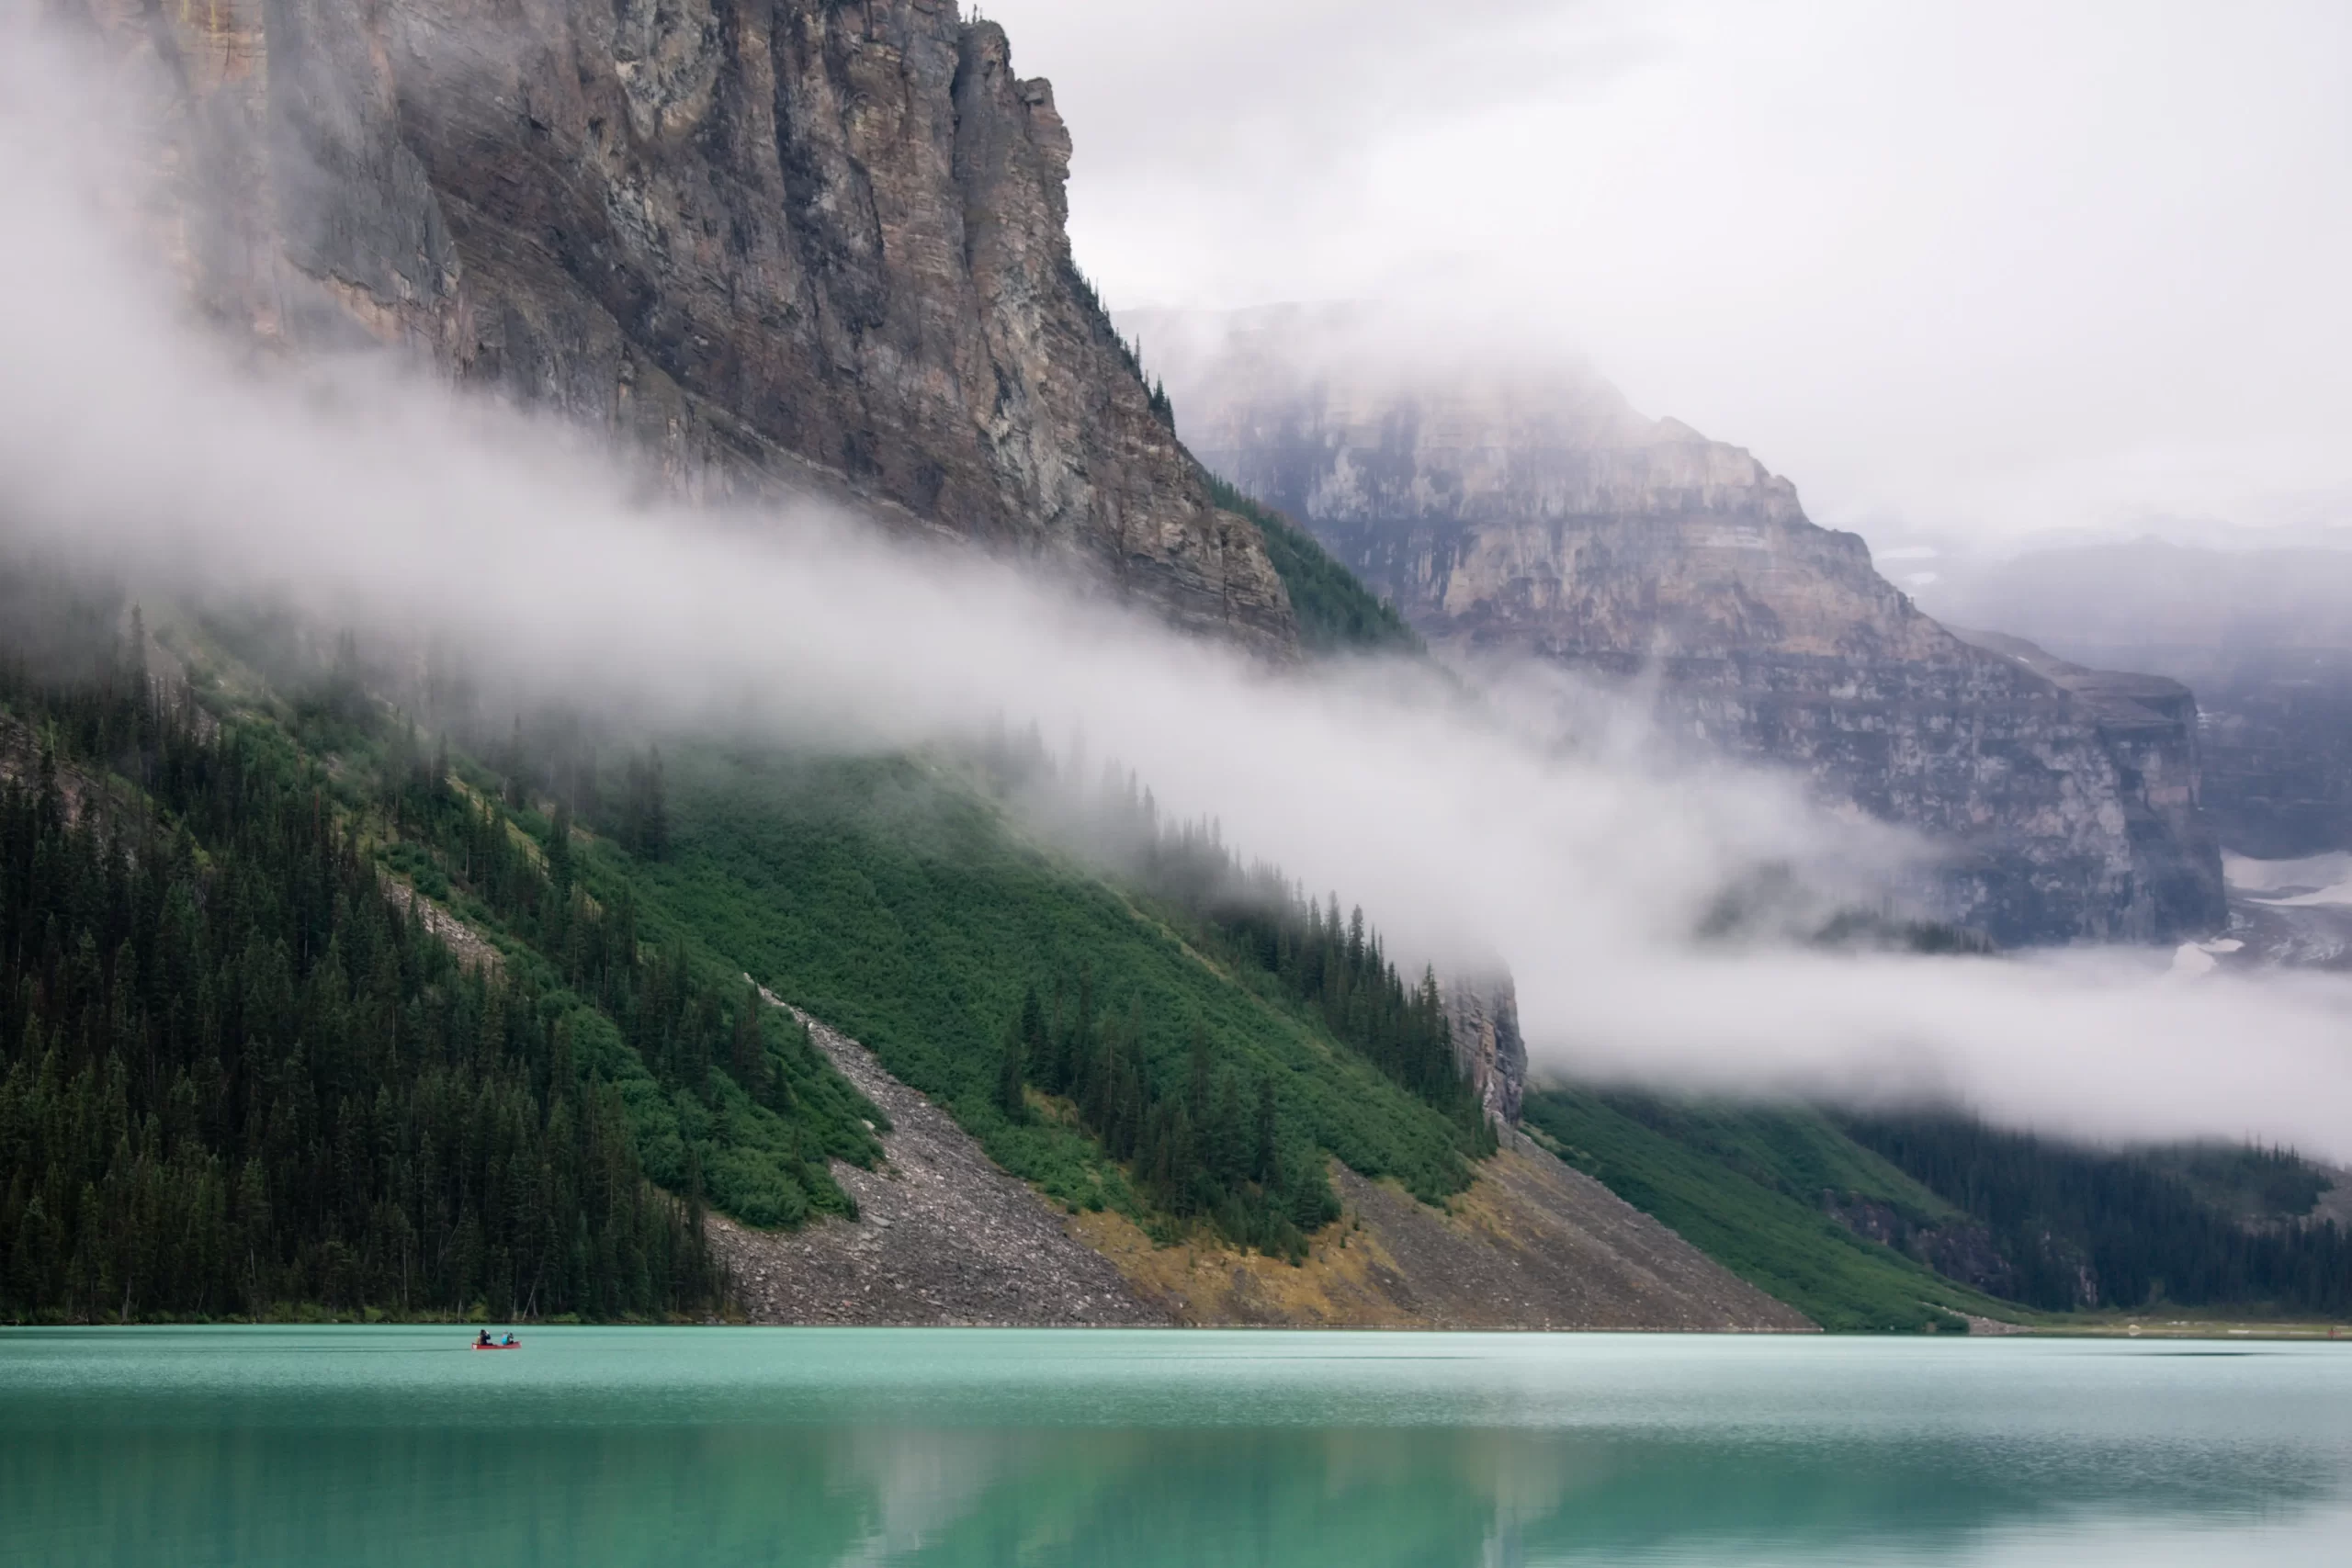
<box><xmin>3</xmin><ymin>1328</ymin><xmax>2347</xmax><ymax>1567</ymax></box>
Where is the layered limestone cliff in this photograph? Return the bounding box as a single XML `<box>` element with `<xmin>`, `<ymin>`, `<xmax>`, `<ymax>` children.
<box><xmin>1946</xmin><ymin>629</ymin><xmax>2225</xmax><ymax>935</ymax></box>
<box><xmin>85</xmin><ymin>0</ymin><xmax>1294</xmax><ymax>651</ymax></box>
<box><xmin>1139</xmin><ymin>307</ymin><xmax>2226</xmax><ymax>944</ymax></box>
<box><xmin>1442</xmin><ymin>974</ymin><xmax>1526</xmax><ymax>1127</ymax></box>
<box><xmin>1922</xmin><ymin>541</ymin><xmax>2352</xmax><ymax>858</ymax></box>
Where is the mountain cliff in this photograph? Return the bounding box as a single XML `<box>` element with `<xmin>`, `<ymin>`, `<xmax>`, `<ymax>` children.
<box><xmin>1442</xmin><ymin>976</ymin><xmax>1525</xmax><ymax>1128</ymax></box>
<box><xmin>1136</xmin><ymin>306</ymin><xmax>2226</xmax><ymax>945</ymax></box>
<box><xmin>1921</xmin><ymin>540</ymin><xmax>2352</xmax><ymax>859</ymax></box>
<box><xmin>89</xmin><ymin>0</ymin><xmax>1294</xmax><ymax>651</ymax></box>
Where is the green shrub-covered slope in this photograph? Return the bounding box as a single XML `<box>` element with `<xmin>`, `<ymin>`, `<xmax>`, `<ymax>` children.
<box><xmin>1526</xmin><ymin>1084</ymin><xmax>2352</xmax><ymax>1329</ymax></box>
<box><xmin>1521</xmin><ymin>1089</ymin><xmax>2018</xmax><ymax>1332</ymax></box>
<box><xmin>624</xmin><ymin>747</ymin><xmax>1483</xmax><ymax>1235</ymax></box>
<box><xmin>0</xmin><ymin>563</ymin><xmax>1498</xmax><ymax>1323</ymax></box>
<box><xmin>0</xmin><ymin>619</ymin><xmax>784</xmax><ymax>1321</ymax></box>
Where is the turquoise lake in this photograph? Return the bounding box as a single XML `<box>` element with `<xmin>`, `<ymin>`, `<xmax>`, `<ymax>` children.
<box><xmin>3</xmin><ymin>1328</ymin><xmax>2347</xmax><ymax>1566</ymax></box>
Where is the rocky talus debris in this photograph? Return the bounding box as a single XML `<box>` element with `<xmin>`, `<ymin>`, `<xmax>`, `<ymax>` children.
<box><xmin>1337</xmin><ymin>1145</ymin><xmax>1815</xmax><ymax>1331</ymax></box>
<box><xmin>711</xmin><ymin>995</ymin><xmax>1166</xmax><ymax>1326</ymax></box>
<box><xmin>711</xmin><ymin>992</ymin><xmax>1803</xmax><ymax>1330</ymax></box>
<box><xmin>377</xmin><ymin>875</ymin><xmax>504</xmax><ymax>975</ymax></box>
<box><xmin>1083</xmin><ymin>1142</ymin><xmax>1815</xmax><ymax>1331</ymax></box>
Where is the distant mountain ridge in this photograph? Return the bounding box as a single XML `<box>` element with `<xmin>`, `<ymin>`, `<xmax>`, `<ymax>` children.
<box><xmin>1132</xmin><ymin>305</ymin><xmax>2227</xmax><ymax>946</ymax></box>
<box><xmin>1920</xmin><ymin>539</ymin><xmax>2352</xmax><ymax>858</ymax></box>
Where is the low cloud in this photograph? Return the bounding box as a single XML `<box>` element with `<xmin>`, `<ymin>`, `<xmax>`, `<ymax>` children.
<box><xmin>993</xmin><ymin>0</ymin><xmax>2352</xmax><ymax>553</ymax></box>
<box><xmin>6</xmin><ymin>22</ymin><xmax>2352</xmax><ymax>1162</ymax></box>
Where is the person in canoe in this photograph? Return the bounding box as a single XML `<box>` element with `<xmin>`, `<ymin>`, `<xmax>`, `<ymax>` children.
<box><xmin>475</xmin><ymin>1330</ymin><xmax>492</xmax><ymax>1348</ymax></box>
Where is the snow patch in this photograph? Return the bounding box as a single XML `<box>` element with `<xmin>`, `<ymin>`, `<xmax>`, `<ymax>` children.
<box><xmin>2226</xmin><ymin>851</ymin><xmax>2352</xmax><ymax>908</ymax></box>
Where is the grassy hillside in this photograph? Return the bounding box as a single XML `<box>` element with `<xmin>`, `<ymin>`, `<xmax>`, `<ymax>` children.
<box><xmin>1</xmin><ymin>571</ymin><xmax>1502</xmax><ymax>1317</ymax></box>
<box><xmin>267</xmin><ymin>630</ymin><xmax>1493</xmax><ymax>1255</ymax></box>
<box><xmin>1529</xmin><ymin>1088</ymin><xmax>2352</xmax><ymax>1327</ymax></box>
<box><xmin>1582</xmin><ymin>1092</ymin><xmax>1967</xmax><ymax>1221</ymax></box>
<box><xmin>1521</xmin><ymin>1089</ymin><xmax>2016</xmax><ymax>1332</ymax></box>
<box><xmin>623</xmin><ymin>747</ymin><xmax>1485</xmax><ymax>1235</ymax></box>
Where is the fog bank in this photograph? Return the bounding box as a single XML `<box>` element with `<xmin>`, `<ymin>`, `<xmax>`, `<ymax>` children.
<box><xmin>990</xmin><ymin>0</ymin><xmax>2352</xmax><ymax>551</ymax></box>
<box><xmin>5</xmin><ymin>27</ymin><xmax>2351</xmax><ymax>1161</ymax></box>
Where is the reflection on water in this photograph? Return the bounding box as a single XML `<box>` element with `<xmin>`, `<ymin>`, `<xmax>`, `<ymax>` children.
<box><xmin>1</xmin><ymin>1329</ymin><xmax>2347</xmax><ymax>1567</ymax></box>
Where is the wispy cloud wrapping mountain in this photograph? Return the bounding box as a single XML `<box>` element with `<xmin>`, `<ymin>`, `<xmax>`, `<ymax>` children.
<box><xmin>5</xmin><ymin>18</ymin><xmax>2352</xmax><ymax>1160</ymax></box>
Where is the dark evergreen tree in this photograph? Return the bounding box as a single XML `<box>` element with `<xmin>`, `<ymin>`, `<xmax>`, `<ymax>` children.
<box><xmin>973</xmin><ymin>741</ymin><xmax>1495</xmax><ymax>1157</ymax></box>
<box><xmin>626</xmin><ymin>748</ymin><xmax>670</xmax><ymax>861</ymax></box>
<box><xmin>1840</xmin><ymin>1111</ymin><xmax>2351</xmax><ymax>1315</ymax></box>
<box><xmin>999</xmin><ymin>973</ymin><xmax>1338</xmax><ymax>1261</ymax></box>
<box><xmin>0</xmin><ymin>650</ymin><xmax>721</xmax><ymax>1322</ymax></box>
<box><xmin>0</xmin><ymin>576</ymin><xmax>887</xmax><ymax>1319</ymax></box>
<box><xmin>995</xmin><ymin>1005</ymin><xmax>1027</xmax><ymax>1122</ymax></box>
<box><xmin>730</xmin><ymin>985</ymin><xmax>770</xmax><ymax>1104</ymax></box>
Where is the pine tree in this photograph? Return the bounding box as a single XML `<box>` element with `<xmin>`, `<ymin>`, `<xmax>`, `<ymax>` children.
<box><xmin>998</xmin><ymin>976</ymin><xmax>1339</xmax><ymax>1258</ymax></box>
<box><xmin>996</xmin><ymin>1015</ymin><xmax>1026</xmax><ymax>1122</ymax></box>
<box><xmin>620</xmin><ymin>747</ymin><xmax>671</xmax><ymax>861</ymax></box>
<box><xmin>730</xmin><ymin>986</ymin><xmax>769</xmax><ymax>1100</ymax></box>
<box><xmin>547</xmin><ymin>801</ymin><xmax>574</xmax><ymax>898</ymax></box>
<box><xmin>1253</xmin><ymin>1077</ymin><xmax>1278</xmax><ymax>1185</ymax></box>
<box><xmin>1019</xmin><ymin>984</ymin><xmax>1047</xmax><ymax>1077</ymax></box>
<box><xmin>0</xmin><ymin>600</ymin><xmax>843</xmax><ymax>1324</ymax></box>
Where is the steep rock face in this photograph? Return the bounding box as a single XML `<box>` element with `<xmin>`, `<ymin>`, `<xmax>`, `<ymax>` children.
<box><xmin>1947</xmin><ymin>630</ymin><xmax>2225</xmax><ymax>933</ymax></box>
<box><xmin>1442</xmin><ymin>973</ymin><xmax>1526</xmax><ymax>1128</ymax></box>
<box><xmin>1821</xmin><ymin>1195</ymin><xmax>2018</xmax><ymax>1300</ymax></box>
<box><xmin>2194</xmin><ymin>661</ymin><xmax>2352</xmax><ymax>859</ymax></box>
<box><xmin>89</xmin><ymin>0</ymin><xmax>1295</xmax><ymax>651</ymax></box>
<box><xmin>1141</xmin><ymin>308</ymin><xmax>2225</xmax><ymax>944</ymax></box>
<box><xmin>1922</xmin><ymin>541</ymin><xmax>2352</xmax><ymax>858</ymax></box>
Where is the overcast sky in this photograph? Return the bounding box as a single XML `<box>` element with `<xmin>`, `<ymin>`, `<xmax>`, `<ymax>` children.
<box><xmin>985</xmin><ymin>0</ymin><xmax>2352</xmax><ymax>557</ymax></box>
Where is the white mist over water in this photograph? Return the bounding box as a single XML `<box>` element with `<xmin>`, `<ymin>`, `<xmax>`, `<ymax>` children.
<box><xmin>4</xmin><ymin>25</ymin><xmax>2350</xmax><ymax>1160</ymax></box>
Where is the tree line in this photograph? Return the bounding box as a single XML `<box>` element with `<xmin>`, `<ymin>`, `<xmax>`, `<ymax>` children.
<box><xmin>979</xmin><ymin>728</ymin><xmax>1497</xmax><ymax>1161</ymax></box>
<box><xmin>304</xmin><ymin>621</ymin><xmax>889</xmax><ymax>1234</ymax></box>
<box><xmin>0</xmin><ymin>570</ymin><xmax>896</xmax><ymax>1320</ymax></box>
<box><xmin>371</xmin><ymin>724</ymin><xmax>874</xmax><ymax>1179</ymax></box>
<box><xmin>996</xmin><ymin>968</ymin><xmax>1340</xmax><ymax>1261</ymax></box>
<box><xmin>0</xmin><ymin>634</ymin><xmax>718</xmax><ymax>1322</ymax></box>
<box><xmin>1198</xmin><ymin>475</ymin><xmax>1421</xmax><ymax>655</ymax></box>
<box><xmin>1840</xmin><ymin>1112</ymin><xmax>2352</xmax><ymax>1315</ymax></box>
<box><xmin>1176</xmin><ymin>867</ymin><xmax>1494</xmax><ymax>1158</ymax></box>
